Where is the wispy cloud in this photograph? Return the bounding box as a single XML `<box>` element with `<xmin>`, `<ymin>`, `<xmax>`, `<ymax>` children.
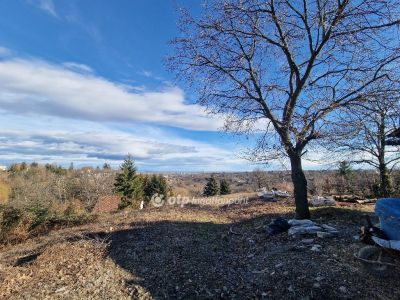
<box><xmin>62</xmin><ymin>62</ymin><xmax>93</xmax><ymax>74</ymax></box>
<box><xmin>0</xmin><ymin>58</ymin><xmax>223</xmax><ymax>131</ymax></box>
<box><xmin>0</xmin><ymin>47</ymin><xmax>11</xmax><ymax>57</ymax></box>
<box><xmin>31</xmin><ymin>0</ymin><xmax>58</xmax><ymax>17</ymax></box>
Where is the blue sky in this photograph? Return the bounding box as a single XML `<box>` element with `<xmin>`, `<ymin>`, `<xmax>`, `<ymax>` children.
<box><xmin>0</xmin><ymin>0</ymin><xmax>329</xmax><ymax>171</ymax></box>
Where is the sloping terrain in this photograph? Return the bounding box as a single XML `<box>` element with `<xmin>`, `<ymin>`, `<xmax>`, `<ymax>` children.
<box><xmin>1</xmin><ymin>198</ymin><xmax>399</xmax><ymax>299</ymax></box>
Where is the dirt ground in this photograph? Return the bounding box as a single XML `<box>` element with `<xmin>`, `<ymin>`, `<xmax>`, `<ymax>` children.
<box><xmin>1</xmin><ymin>195</ymin><xmax>399</xmax><ymax>299</ymax></box>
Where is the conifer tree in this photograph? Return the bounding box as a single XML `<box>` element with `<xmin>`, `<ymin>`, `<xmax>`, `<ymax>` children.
<box><xmin>143</xmin><ymin>174</ymin><xmax>168</xmax><ymax>200</ymax></box>
<box><xmin>114</xmin><ymin>155</ymin><xmax>142</xmax><ymax>208</ymax></box>
<box><xmin>203</xmin><ymin>175</ymin><xmax>219</xmax><ymax>196</ymax></box>
<box><xmin>219</xmin><ymin>179</ymin><xmax>231</xmax><ymax>195</ymax></box>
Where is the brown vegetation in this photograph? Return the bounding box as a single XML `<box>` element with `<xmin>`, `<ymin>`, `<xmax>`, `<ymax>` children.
<box><xmin>1</xmin><ymin>198</ymin><xmax>399</xmax><ymax>299</ymax></box>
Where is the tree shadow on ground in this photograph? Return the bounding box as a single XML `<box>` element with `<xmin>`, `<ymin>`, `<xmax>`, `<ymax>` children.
<box><xmin>94</xmin><ymin>207</ymin><xmax>395</xmax><ymax>299</ymax></box>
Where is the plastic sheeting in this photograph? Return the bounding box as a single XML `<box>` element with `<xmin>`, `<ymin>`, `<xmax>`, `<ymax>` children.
<box><xmin>375</xmin><ymin>198</ymin><xmax>400</xmax><ymax>241</ymax></box>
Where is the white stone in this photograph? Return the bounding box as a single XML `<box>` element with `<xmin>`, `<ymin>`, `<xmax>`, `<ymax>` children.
<box><xmin>288</xmin><ymin>219</ymin><xmax>315</xmax><ymax>226</ymax></box>
<box><xmin>55</xmin><ymin>287</ymin><xmax>67</xmax><ymax>293</ymax></box>
<box><xmin>311</xmin><ymin>244</ymin><xmax>322</xmax><ymax>252</ymax></box>
<box><xmin>317</xmin><ymin>231</ymin><xmax>337</xmax><ymax>238</ymax></box>
<box><xmin>301</xmin><ymin>238</ymin><xmax>315</xmax><ymax>244</ymax></box>
<box><xmin>288</xmin><ymin>226</ymin><xmax>322</xmax><ymax>236</ymax></box>
<box><xmin>321</xmin><ymin>224</ymin><xmax>337</xmax><ymax>231</ymax></box>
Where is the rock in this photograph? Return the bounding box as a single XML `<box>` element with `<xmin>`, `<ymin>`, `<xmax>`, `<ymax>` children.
<box><xmin>311</xmin><ymin>244</ymin><xmax>322</xmax><ymax>252</ymax></box>
<box><xmin>321</xmin><ymin>224</ymin><xmax>337</xmax><ymax>231</ymax></box>
<box><xmin>301</xmin><ymin>238</ymin><xmax>315</xmax><ymax>244</ymax></box>
<box><xmin>309</xmin><ymin>196</ymin><xmax>336</xmax><ymax>207</ymax></box>
<box><xmin>315</xmin><ymin>276</ymin><xmax>324</xmax><ymax>282</ymax></box>
<box><xmin>275</xmin><ymin>263</ymin><xmax>283</xmax><ymax>268</ymax></box>
<box><xmin>339</xmin><ymin>286</ymin><xmax>347</xmax><ymax>293</ymax></box>
<box><xmin>316</xmin><ymin>231</ymin><xmax>337</xmax><ymax>238</ymax></box>
<box><xmin>288</xmin><ymin>226</ymin><xmax>322</xmax><ymax>236</ymax></box>
<box><xmin>55</xmin><ymin>287</ymin><xmax>67</xmax><ymax>293</ymax></box>
<box><xmin>313</xmin><ymin>283</ymin><xmax>321</xmax><ymax>288</ymax></box>
<box><xmin>288</xmin><ymin>219</ymin><xmax>315</xmax><ymax>226</ymax></box>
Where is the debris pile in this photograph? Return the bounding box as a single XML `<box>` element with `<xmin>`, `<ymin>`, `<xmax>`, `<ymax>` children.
<box><xmin>265</xmin><ymin>217</ymin><xmax>290</xmax><ymax>235</ymax></box>
<box><xmin>257</xmin><ymin>188</ymin><xmax>291</xmax><ymax>201</ymax></box>
<box><xmin>309</xmin><ymin>196</ymin><xmax>336</xmax><ymax>207</ymax></box>
<box><xmin>309</xmin><ymin>195</ymin><xmax>377</xmax><ymax>206</ymax></box>
<box><xmin>288</xmin><ymin>219</ymin><xmax>339</xmax><ymax>237</ymax></box>
<box><xmin>266</xmin><ymin>218</ymin><xmax>339</xmax><ymax>238</ymax></box>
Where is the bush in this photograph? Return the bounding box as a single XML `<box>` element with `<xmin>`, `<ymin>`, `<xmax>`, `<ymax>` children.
<box><xmin>0</xmin><ymin>203</ymin><xmax>95</xmax><ymax>245</ymax></box>
<box><xmin>64</xmin><ymin>199</ymin><xmax>86</xmax><ymax>216</ymax></box>
<box><xmin>0</xmin><ymin>180</ymin><xmax>10</xmax><ymax>204</ymax></box>
<box><xmin>0</xmin><ymin>205</ymin><xmax>31</xmax><ymax>243</ymax></box>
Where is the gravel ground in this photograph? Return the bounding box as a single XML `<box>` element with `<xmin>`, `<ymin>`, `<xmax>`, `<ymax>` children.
<box><xmin>1</xmin><ymin>198</ymin><xmax>399</xmax><ymax>299</ymax></box>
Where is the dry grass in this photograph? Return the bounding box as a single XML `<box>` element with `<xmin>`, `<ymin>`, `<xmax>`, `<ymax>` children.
<box><xmin>0</xmin><ymin>240</ymin><xmax>140</xmax><ymax>300</ymax></box>
<box><xmin>0</xmin><ymin>181</ymin><xmax>10</xmax><ymax>204</ymax></box>
<box><xmin>0</xmin><ymin>196</ymin><xmax>397</xmax><ymax>299</ymax></box>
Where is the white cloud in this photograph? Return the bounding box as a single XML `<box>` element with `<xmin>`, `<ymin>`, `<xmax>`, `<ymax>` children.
<box><xmin>0</xmin><ymin>115</ymin><xmax>247</xmax><ymax>171</ymax></box>
<box><xmin>0</xmin><ymin>58</ymin><xmax>223</xmax><ymax>131</ymax></box>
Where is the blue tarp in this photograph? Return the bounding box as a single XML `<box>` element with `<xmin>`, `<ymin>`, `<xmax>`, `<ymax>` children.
<box><xmin>375</xmin><ymin>198</ymin><xmax>400</xmax><ymax>241</ymax></box>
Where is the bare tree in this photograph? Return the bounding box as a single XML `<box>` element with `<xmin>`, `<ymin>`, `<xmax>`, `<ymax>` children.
<box><xmin>335</xmin><ymin>96</ymin><xmax>400</xmax><ymax>197</ymax></box>
<box><xmin>252</xmin><ymin>168</ymin><xmax>268</xmax><ymax>189</ymax></box>
<box><xmin>169</xmin><ymin>0</ymin><xmax>400</xmax><ymax>218</ymax></box>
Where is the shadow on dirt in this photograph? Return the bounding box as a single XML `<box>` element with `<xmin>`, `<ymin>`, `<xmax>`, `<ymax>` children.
<box><xmin>81</xmin><ymin>206</ymin><xmax>399</xmax><ymax>299</ymax></box>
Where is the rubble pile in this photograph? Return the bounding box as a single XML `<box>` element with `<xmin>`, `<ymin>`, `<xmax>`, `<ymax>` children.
<box><xmin>309</xmin><ymin>196</ymin><xmax>336</xmax><ymax>207</ymax></box>
<box><xmin>266</xmin><ymin>218</ymin><xmax>339</xmax><ymax>238</ymax></box>
<box><xmin>288</xmin><ymin>219</ymin><xmax>339</xmax><ymax>237</ymax></box>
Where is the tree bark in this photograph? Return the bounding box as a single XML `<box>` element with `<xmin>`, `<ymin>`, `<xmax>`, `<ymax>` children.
<box><xmin>378</xmin><ymin>158</ymin><xmax>390</xmax><ymax>197</ymax></box>
<box><xmin>378</xmin><ymin>111</ymin><xmax>391</xmax><ymax>197</ymax></box>
<box><xmin>289</xmin><ymin>153</ymin><xmax>311</xmax><ymax>219</ymax></box>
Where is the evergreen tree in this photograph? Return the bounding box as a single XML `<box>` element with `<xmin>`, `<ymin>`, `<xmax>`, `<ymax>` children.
<box><xmin>114</xmin><ymin>155</ymin><xmax>142</xmax><ymax>208</ymax></box>
<box><xmin>143</xmin><ymin>174</ymin><xmax>168</xmax><ymax>200</ymax></box>
<box><xmin>338</xmin><ymin>161</ymin><xmax>353</xmax><ymax>178</ymax></box>
<box><xmin>69</xmin><ymin>162</ymin><xmax>74</xmax><ymax>171</ymax></box>
<box><xmin>219</xmin><ymin>179</ymin><xmax>231</xmax><ymax>195</ymax></box>
<box><xmin>103</xmin><ymin>163</ymin><xmax>111</xmax><ymax>170</ymax></box>
<box><xmin>45</xmin><ymin>163</ymin><xmax>66</xmax><ymax>175</ymax></box>
<box><xmin>203</xmin><ymin>175</ymin><xmax>219</xmax><ymax>196</ymax></box>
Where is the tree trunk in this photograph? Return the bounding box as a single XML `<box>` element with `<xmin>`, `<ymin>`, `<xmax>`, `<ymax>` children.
<box><xmin>289</xmin><ymin>153</ymin><xmax>311</xmax><ymax>219</ymax></box>
<box><xmin>378</xmin><ymin>111</ymin><xmax>391</xmax><ymax>197</ymax></box>
<box><xmin>379</xmin><ymin>161</ymin><xmax>391</xmax><ymax>197</ymax></box>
